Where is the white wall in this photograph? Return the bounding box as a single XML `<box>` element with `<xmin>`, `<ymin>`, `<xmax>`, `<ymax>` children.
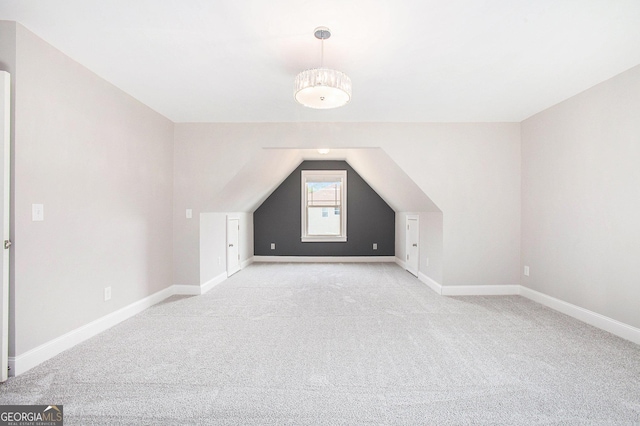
<box><xmin>174</xmin><ymin>122</ymin><xmax>521</xmax><ymax>288</ymax></box>
<box><xmin>171</xmin><ymin>128</ymin><xmax>264</xmax><ymax>286</ymax></box>
<box><xmin>4</xmin><ymin>23</ymin><xmax>174</xmax><ymax>356</ymax></box>
<box><xmin>421</xmin><ymin>212</ymin><xmax>444</xmax><ymax>284</ymax></box>
<box><xmin>396</xmin><ymin>212</ymin><xmax>444</xmax><ymax>284</ymax></box>
<box><xmin>173</xmin><ymin>125</ymin><xmax>263</xmax><ymax>285</ymax></box>
<box><xmin>521</xmin><ymin>64</ymin><xmax>640</xmax><ymax>329</ymax></box>
<box><xmin>200</xmin><ymin>212</ymin><xmax>253</xmax><ymax>286</ymax></box>
<box><xmin>383</xmin><ymin>124</ymin><xmax>521</xmax><ymax>286</ymax></box>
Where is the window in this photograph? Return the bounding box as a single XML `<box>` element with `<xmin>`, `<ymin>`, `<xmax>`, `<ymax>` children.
<box><xmin>301</xmin><ymin>170</ymin><xmax>347</xmax><ymax>242</ymax></box>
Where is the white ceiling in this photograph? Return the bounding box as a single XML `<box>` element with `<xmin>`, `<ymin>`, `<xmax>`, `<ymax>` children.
<box><xmin>1</xmin><ymin>0</ymin><xmax>640</xmax><ymax>123</ymax></box>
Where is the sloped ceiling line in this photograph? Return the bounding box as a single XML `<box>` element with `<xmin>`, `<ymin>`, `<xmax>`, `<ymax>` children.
<box><xmin>204</xmin><ymin>148</ymin><xmax>440</xmax><ymax>213</ymax></box>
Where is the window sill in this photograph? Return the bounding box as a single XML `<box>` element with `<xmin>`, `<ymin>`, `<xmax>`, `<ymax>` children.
<box><xmin>301</xmin><ymin>236</ymin><xmax>347</xmax><ymax>243</ymax></box>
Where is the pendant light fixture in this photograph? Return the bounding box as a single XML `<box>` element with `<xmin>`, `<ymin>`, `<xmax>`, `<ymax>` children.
<box><xmin>294</xmin><ymin>27</ymin><xmax>352</xmax><ymax>109</ymax></box>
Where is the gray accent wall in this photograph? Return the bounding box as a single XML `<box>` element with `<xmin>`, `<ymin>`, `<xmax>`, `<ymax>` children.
<box><xmin>254</xmin><ymin>161</ymin><xmax>395</xmax><ymax>256</ymax></box>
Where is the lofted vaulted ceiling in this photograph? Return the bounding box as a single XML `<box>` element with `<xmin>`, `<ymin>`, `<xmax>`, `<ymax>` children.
<box><xmin>1</xmin><ymin>0</ymin><xmax>639</xmax><ymax>123</ymax></box>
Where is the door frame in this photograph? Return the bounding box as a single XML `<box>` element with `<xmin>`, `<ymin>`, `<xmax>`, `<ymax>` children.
<box><xmin>1</xmin><ymin>71</ymin><xmax>11</xmax><ymax>382</ymax></box>
<box><xmin>405</xmin><ymin>214</ymin><xmax>419</xmax><ymax>277</ymax></box>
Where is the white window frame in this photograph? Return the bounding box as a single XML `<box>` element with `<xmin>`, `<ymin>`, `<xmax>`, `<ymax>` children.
<box><xmin>301</xmin><ymin>170</ymin><xmax>347</xmax><ymax>242</ymax></box>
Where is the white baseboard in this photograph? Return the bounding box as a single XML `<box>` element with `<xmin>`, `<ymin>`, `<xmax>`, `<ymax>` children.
<box><xmin>8</xmin><ymin>285</ymin><xmax>175</xmax><ymax>377</ymax></box>
<box><xmin>8</xmin><ymin>273</ymin><xmax>234</xmax><ymax>377</ymax></box>
<box><xmin>418</xmin><ymin>272</ymin><xmax>443</xmax><ymax>295</ymax></box>
<box><xmin>174</xmin><ymin>272</ymin><xmax>229</xmax><ymax>296</ymax></box>
<box><xmin>520</xmin><ymin>286</ymin><xmax>640</xmax><ymax>345</ymax></box>
<box><xmin>241</xmin><ymin>257</ymin><xmax>254</xmax><ymax>269</ymax></box>
<box><xmin>200</xmin><ymin>272</ymin><xmax>228</xmax><ymax>294</ymax></box>
<box><xmin>442</xmin><ymin>284</ymin><xmax>521</xmax><ymax>296</ymax></box>
<box><xmin>173</xmin><ymin>272</ymin><xmax>229</xmax><ymax>296</ymax></box>
<box><xmin>172</xmin><ymin>284</ymin><xmax>202</xmax><ymax>296</ymax></box>
<box><xmin>414</xmin><ymin>276</ymin><xmax>639</xmax><ymax>344</ymax></box>
<box><xmin>417</xmin><ymin>272</ymin><xmax>520</xmax><ymax>296</ymax></box>
<box><xmin>395</xmin><ymin>257</ymin><xmax>407</xmax><ymax>269</ymax></box>
<box><xmin>253</xmin><ymin>256</ymin><xmax>396</xmax><ymax>263</ymax></box>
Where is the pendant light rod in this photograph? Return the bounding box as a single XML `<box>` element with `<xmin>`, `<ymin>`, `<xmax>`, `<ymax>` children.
<box><xmin>314</xmin><ymin>27</ymin><xmax>330</xmax><ymax>68</ymax></box>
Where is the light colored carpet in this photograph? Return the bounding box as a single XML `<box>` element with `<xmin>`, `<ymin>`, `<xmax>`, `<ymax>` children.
<box><xmin>1</xmin><ymin>262</ymin><xmax>639</xmax><ymax>425</ymax></box>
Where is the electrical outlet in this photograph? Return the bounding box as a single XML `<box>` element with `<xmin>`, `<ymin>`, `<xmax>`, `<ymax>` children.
<box><xmin>186</xmin><ymin>209</ymin><xmax>192</xmax><ymax>219</ymax></box>
<box><xmin>524</xmin><ymin>266</ymin><xmax>530</xmax><ymax>277</ymax></box>
<box><xmin>372</xmin><ymin>243</ymin><xmax>378</xmax><ymax>250</ymax></box>
<box><xmin>271</xmin><ymin>243</ymin><xmax>276</xmax><ymax>250</ymax></box>
<box><xmin>104</xmin><ymin>286</ymin><xmax>112</xmax><ymax>301</ymax></box>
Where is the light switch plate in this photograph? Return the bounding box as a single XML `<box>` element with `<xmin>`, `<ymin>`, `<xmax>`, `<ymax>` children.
<box><xmin>32</xmin><ymin>204</ymin><xmax>44</xmax><ymax>221</ymax></box>
<box><xmin>524</xmin><ymin>266</ymin><xmax>530</xmax><ymax>276</ymax></box>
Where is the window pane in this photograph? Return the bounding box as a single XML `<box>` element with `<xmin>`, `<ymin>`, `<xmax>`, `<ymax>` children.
<box><xmin>307</xmin><ymin>181</ymin><xmax>341</xmax><ymax>207</ymax></box>
<box><xmin>307</xmin><ymin>207</ymin><xmax>341</xmax><ymax>236</ymax></box>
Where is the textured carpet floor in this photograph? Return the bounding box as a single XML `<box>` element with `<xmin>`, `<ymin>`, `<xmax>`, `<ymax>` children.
<box><xmin>1</xmin><ymin>262</ymin><xmax>639</xmax><ymax>425</ymax></box>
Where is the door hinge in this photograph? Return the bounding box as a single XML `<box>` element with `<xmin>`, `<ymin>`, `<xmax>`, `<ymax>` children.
<box><xmin>3</xmin><ymin>240</ymin><xmax>11</xmax><ymax>249</ymax></box>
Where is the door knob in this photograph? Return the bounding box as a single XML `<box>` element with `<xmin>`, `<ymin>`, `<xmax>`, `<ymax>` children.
<box><xmin>3</xmin><ymin>240</ymin><xmax>11</xmax><ymax>249</ymax></box>
<box><xmin>228</xmin><ymin>244</ymin><xmax>234</xmax><ymax>247</ymax></box>
<box><xmin>412</xmin><ymin>243</ymin><xmax>417</xmax><ymax>247</ymax></box>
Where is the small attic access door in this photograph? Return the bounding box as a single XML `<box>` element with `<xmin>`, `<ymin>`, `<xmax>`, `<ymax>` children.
<box><xmin>226</xmin><ymin>217</ymin><xmax>240</xmax><ymax>277</ymax></box>
<box><xmin>406</xmin><ymin>215</ymin><xmax>419</xmax><ymax>277</ymax></box>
